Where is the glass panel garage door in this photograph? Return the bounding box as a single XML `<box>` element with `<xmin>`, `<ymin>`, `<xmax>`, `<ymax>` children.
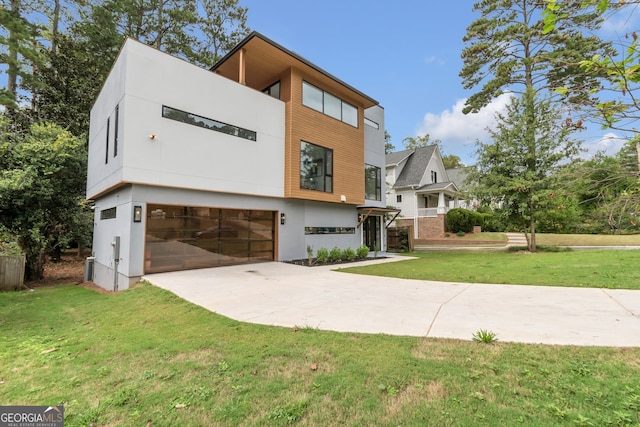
<box><xmin>145</xmin><ymin>204</ymin><xmax>275</xmax><ymax>274</ymax></box>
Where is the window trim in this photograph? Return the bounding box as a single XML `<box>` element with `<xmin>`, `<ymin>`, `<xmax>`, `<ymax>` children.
<box><xmin>114</xmin><ymin>105</ymin><xmax>119</xmax><ymax>157</ymax></box>
<box><xmin>364</xmin><ymin>117</ymin><xmax>379</xmax><ymax>129</ymax></box>
<box><xmin>262</xmin><ymin>81</ymin><xmax>281</xmax><ymax>99</ymax></box>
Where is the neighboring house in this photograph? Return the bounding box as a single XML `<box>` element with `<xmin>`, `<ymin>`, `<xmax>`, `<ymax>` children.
<box><xmin>87</xmin><ymin>32</ymin><xmax>390</xmax><ymax>291</ymax></box>
<box><xmin>446</xmin><ymin>166</ymin><xmax>475</xmax><ymax>209</ymax></box>
<box><xmin>385</xmin><ymin>145</ymin><xmax>459</xmax><ymax>239</ymax></box>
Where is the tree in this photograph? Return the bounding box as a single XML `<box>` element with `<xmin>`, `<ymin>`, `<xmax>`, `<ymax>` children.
<box><xmin>402</xmin><ymin>134</ymin><xmax>439</xmax><ymax>150</ymax></box>
<box><xmin>468</xmin><ymin>90</ymin><xmax>581</xmax><ymax>251</ymax></box>
<box><xmin>0</xmin><ymin>0</ymin><xmax>45</xmax><ymax>109</ymax></box>
<box><xmin>442</xmin><ymin>154</ymin><xmax>465</xmax><ymax>169</ymax></box>
<box><xmin>460</xmin><ymin>0</ymin><xmax>609</xmax><ymax>115</ymax></box>
<box><xmin>384</xmin><ymin>130</ymin><xmax>395</xmax><ymax>154</ymax></box>
<box><xmin>0</xmin><ymin>118</ymin><xmax>90</xmax><ymax>279</ymax></box>
<box><xmin>460</xmin><ymin>0</ymin><xmax>610</xmax><ymax>248</ymax></box>
<box><xmin>195</xmin><ymin>0</ymin><xmax>250</xmax><ymax>66</ymax></box>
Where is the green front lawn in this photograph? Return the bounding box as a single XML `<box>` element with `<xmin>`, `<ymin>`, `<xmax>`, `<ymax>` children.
<box><xmin>344</xmin><ymin>250</ymin><xmax>640</xmax><ymax>289</ymax></box>
<box><xmin>2</xmin><ymin>283</ymin><xmax>640</xmax><ymax>426</ymax></box>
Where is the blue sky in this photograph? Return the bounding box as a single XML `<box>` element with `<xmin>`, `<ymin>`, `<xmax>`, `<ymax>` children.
<box><xmin>242</xmin><ymin>0</ymin><xmax>638</xmax><ymax>165</ymax></box>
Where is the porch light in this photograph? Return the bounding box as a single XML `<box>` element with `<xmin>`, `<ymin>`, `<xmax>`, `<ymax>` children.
<box><xmin>280</xmin><ymin>212</ymin><xmax>286</xmax><ymax>225</ymax></box>
<box><xmin>133</xmin><ymin>205</ymin><xmax>142</xmax><ymax>222</ymax></box>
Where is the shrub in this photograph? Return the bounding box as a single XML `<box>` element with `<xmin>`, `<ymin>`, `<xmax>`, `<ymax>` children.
<box><xmin>316</xmin><ymin>247</ymin><xmax>329</xmax><ymax>263</ymax></box>
<box><xmin>329</xmin><ymin>247</ymin><xmax>343</xmax><ymax>262</ymax></box>
<box><xmin>342</xmin><ymin>247</ymin><xmax>356</xmax><ymax>261</ymax></box>
<box><xmin>456</xmin><ymin>231</ymin><xmax>465</xmax><ymax>237</ymax></box>
<box><xmin>356</xmin><ymin>245</ymin><xmax>370</xmax><ymax>259</ymax></box>
<box><xmin>446</xmin><ymin>208</ymin><xmax>474</xmax><ymax>233</ymax></box>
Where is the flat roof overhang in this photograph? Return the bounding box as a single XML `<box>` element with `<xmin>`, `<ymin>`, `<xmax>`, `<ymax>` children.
<box><xmin>211</xmin><ymin>31</ymin><xmax>378</xmax><ymax>109</ymax></box>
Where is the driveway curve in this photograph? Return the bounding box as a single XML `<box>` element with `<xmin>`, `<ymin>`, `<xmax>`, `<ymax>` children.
<box><xmin>144</xmin><ymin>256</ymin><xmax>640</xmax><ymax>347</ymax></box>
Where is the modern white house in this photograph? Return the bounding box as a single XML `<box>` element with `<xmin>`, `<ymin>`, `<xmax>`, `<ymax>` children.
<box><xmin>385</xmin><ymin>145</ymin><xmax>459</xmax><ymax>239</ymax></box>
<box><xmin>87</xmin><ymin>32</ymin><xmax>391</xmax><ymax>291</ymax></box>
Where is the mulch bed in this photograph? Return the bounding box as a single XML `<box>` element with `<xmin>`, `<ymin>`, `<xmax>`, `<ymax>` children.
<box><xmin>284</xmin><ymin>257</ymin><xmax>387</xmax><ymax>267</ymax></box>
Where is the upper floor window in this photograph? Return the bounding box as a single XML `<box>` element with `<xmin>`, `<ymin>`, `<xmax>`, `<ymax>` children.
<box><xmin>365</xmin><ymin>164</ymin><xmax>381</xmax><ymax>201</ymax></box>
<box><xmin>263</xmin><ymin>81</ymin><xmax>280</xmax><ymax>99</ymax></box>
<box><xmin>162</xmin><ymin>105</ymin><xmax>257</xmax><ymax>141</ymax></box>
<box><xmin>364</xmin><ymin>117</ymin><xmax>379</xmax><ymax>129</ymax></box>
<box><xmin>302</xmin><ymin>81</ymin><xmax>358</xmax><ymax>127</ymax></box>
<box><xmin>114</xmin><ymin>105</ymin><xmax>119</xmax><ymax>157</ymax></box>
<box><xmin>105</xmin><ymin>117</ymin><xmax>110</xmax><ymax>164</ymax></box>
<box><xmin>396</xmin><ymin>195</ymin><xmax>402</xmax><ymax>203</ymax></box>
<box><xmin>300</xmin><ymin>141</ymin><xmax>333</xmax><ymax>193</ymax></box>
<box><xmin>431</xmin><ymin>170</ymin><xmax>438</xmax><ymax>183</ymax></box>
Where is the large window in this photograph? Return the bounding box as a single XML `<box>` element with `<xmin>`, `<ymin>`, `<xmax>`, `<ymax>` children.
<box><xmin>263</xmin><ymin>81</ymin><xmax>280</xmax><ymax>99</ymax></box>
<box><xmin>302</xmin><ymin>81</ymin><xmax>358</xmax><ymax>127</ymax></box>
<box><xmin>300</xmin><ymin>141</ymin><xmax>333</xmax><ymax>193</ymax></box>
<box><xmin>365</xmin><ymin>164</ymin><xmax>381</xmax><ymax>201</ymax></box>
<box><xmin>162</xmin><ymin>106</ymin><xmax>257</xmax><ymax>141</ymax></box>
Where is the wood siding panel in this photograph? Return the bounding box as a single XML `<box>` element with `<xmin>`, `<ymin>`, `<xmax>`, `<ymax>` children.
<box><xmin>285</xmin><ymin>68</ymin><xmax>365</xmax><ymax>205</ymax></box>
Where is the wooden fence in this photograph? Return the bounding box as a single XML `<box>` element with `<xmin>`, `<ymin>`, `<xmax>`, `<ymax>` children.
<box><xmin>387</xmin><ymin>226</ymin><xmax>414</xmax><ymax>252</ymax></box>
<box><xmin>0</xmin><ymin>254</ymin><xmax>26</xmax><ymax>291</ymax></box>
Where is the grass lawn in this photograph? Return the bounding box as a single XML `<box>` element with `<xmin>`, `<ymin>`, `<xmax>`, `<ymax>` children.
<box><xmin>1</xmin><ymin>283</ymin><xmax>640</xmax><ymax>426</ymax></box>
<box><xmin>343</xmin><ymin>250</ymin><xmax>640</xmax><ymax>289</ymax></box>
<box><xmin>535</xmin><ymin>233</ymin><xmax>640</xmax><ymax>246</ymax></box>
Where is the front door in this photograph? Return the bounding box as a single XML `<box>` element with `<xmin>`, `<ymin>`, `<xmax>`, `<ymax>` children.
<box><xmin>363</xmin><ymin>215</ymin><xmax>380</xmax><ymax>251</ymax></box>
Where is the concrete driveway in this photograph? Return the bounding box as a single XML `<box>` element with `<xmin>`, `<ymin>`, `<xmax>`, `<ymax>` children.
<box><xmin>144</xmin><ymin>256</ymin><xmax>640</xmax><ymax>347</ymax></box>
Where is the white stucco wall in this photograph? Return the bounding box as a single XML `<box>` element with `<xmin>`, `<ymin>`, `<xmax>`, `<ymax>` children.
<box><xmin>87</xmin><ymin>39</ymin><xmax>285</xmax><ymax>200</ymax></box>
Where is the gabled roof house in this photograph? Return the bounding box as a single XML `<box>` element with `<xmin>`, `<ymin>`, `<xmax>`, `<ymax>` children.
<box><xmin>87</xmin><ymin>32</ymin><xmax>388</xmax><ymax>291</ymax></box>
<box><xmin>386</xmin><ymin>145</ymin><xmax>459</xmax><ymax>239</ymax></box>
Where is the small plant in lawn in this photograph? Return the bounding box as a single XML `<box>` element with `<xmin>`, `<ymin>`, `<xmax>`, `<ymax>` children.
<box><xmin>316</xmin><ymin>247</ymin><xmax>329</xmax><ymax>263</ymax></box>
<box><xmin>456</xmin><ymin>231</ymin><xmax>466</xmax><ymax>237</ymax></box>
<box><xmin>306</xmin><ymin>245</ymin><xmax>313</xmax><ymax>266</ymax></box>
<box><xmin>329</xmin><ymin>247</ymin><xmax>342</xmax><ymax>262</ymax></box>
<box><xmin>356</xmin><ymin>244</ymin><xmax>370</xmax><ymax>259</ymax></box>
<box><xmin>472</xmin><ymin>329</ymin><xmax>498</xmax><ymax>343</ymax></box>
<box><xmin>342</xmin><ymin>247</ymin><xmax>356</xmax><ymax>261</ymax></box>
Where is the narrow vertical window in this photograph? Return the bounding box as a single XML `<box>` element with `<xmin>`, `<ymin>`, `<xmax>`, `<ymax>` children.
<box><xmin>105</xmin><ymin>117</ymin><xmax>110</xmax><ymax>164</ymax></box>
<box><xmin>114</xmin><ymin>105</ymin><xmax>119</xmax><ymax>157</ymax></box>
<box><xmin>365</xmin><ymin>164</ymin><xmax>381</xmax><ymax>201</ymax></box>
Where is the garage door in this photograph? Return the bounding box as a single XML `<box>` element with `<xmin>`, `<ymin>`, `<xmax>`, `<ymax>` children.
<box><xmin>145</xmin><ymin>204</ymin><xmax>275</xmax><ymax>273</ymax></box>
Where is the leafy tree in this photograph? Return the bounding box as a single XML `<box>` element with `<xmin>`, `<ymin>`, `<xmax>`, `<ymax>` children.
<box><xmin>468</xmin><ymin>90</ymin><xmax>581</xmax><ymax>250</ymax></box>
<box><xmin>0</xmin><ymin>118</ymin><xmax>90</xmax><ymax>279</ymax></box>
<box><xmin>402</xmin><ymin>134</ymin><xmax>440</xmax><ymax>150</ymax></box>
<box><xmin>384</xmin><ymin>130</ymin><xmax>395</xmax><ymax>154</ymax></box>
<box><xmin>443</xmin><ymin>154</ymin><xmax>465</xmax><ymax>169</ymax></box>
<box><xmin>195</xmin><ymin>0</ymin><xmax>250</xmax><ymax>66</ymax></box>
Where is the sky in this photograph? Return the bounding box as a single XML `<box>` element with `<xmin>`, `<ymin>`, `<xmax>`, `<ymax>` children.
<box><xmin>242</xmin><ymin>0</ymin><xmax>639</xmax><ymax>165</ymax></box>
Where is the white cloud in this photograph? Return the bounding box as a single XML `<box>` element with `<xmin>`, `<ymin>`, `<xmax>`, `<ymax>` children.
<box><xmin>581</xmin><ymin>132</ymin><xmax>627</xmax><ymax>159</ymax></box>
<box><xmin>423</xmin><ymin>55</ymin><xmax>445</xmax><ymax>66</ymax></box>
<box><xmin>416</xmin><ymin>93</ymin><xmax>513</xmax><ymax>164</ymax></box>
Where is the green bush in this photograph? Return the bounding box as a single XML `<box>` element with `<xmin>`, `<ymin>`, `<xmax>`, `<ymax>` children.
<box><xmin>446</xmin><ymin>208</ymin><xmax>474</xmax><ymax>233</ymax></box>
<box><xmin>356</xmin><ymin>245</ymin><xmax>370</xmax><ymax>259</ymax></box>
<box><xmin>329</xmin><ymin>247</ymin><xmax>343</xmax><ymax>262</ymax></box>
<box><xmin>342</xmin><ymin>247</ymin><xmax>356</xmax><ymax>261</ymax></box>
<box><xmin>316</xmin><ymin>247</ymin><xmax>329</xmax><ymax>263</ymax></box>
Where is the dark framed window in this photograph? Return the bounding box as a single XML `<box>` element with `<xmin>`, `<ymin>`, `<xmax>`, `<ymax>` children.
<box><xmin>162</xmin><ymin>105</ymin><xmax>257</xmax><ymax>141</ymax></box>
<box><xmin>305</xmin><ymin>227</ymin><xmax>355</xmax><ymax>235</ymax></box>
<box><xmin>431</xmin><ymin>170</ymin><xmax>438</xmax><ymax>183</ymax></box>
<box><xmin>105</xmin><ymin>117</ymin><xmax>110</xmax><ymax>164</ymax></box>
<box><xmin>302</xmin><ymin>81</ymin><xmax>358</xmax><ymax>127</ymax></box>
<box><xmin>300</xmin><ymin>141</ymin><xmax>333</xmax><ymax>193</ymax></box>
<box><xmin>114</xmin><ymin>105</ymin><xmax>119</xmax><ymax>157</ymax></box>
<box><xmin>365</xmin><ymin>164</ymin><xmax>381</xmax><ymax>201</ymax></box>
<box><xmin>364</xmin><ymin>117</ymin><xmax>379</xmax><ymax>129</ymax></box>
<box><xmin>396</xmin><ymin>194</ymin><xmax>402</xmax><ymax>203</ymax></box>
<box><xmin>100</xmin><ymin>207</ymin><xmax>116</xmax><ymax>220</ymax></box>
<box><xmin>263</xmin><ymin>81</ymin><xmax>280</xmax><ymax>99</ymax></box>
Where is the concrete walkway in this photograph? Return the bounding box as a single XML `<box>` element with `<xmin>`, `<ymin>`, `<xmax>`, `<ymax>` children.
<box><xmin>144</xmin><ymin>256</ymin><xmax>640</xmax><ymax>347</ymax></box>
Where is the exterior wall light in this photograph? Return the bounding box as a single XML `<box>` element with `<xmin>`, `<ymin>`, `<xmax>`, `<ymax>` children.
<box><xmin>133</xmin><ymin>205</ymin><xmax>143</xmax><ymax>222</ymax></box>
<box><xmin>149</xmin><ymin>134</ymin><xmax>157</xmax><ymax>140</ymax></box>
<box><xmin>280</xmin><ymin>212</ymin><xmax>286</xmax><ymax>225</ymax></box>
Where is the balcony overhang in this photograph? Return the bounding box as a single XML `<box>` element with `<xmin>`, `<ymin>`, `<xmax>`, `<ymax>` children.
<box><xmin>357</xmin><ymin>206</ymin><xmax>401</xmax><ymax>229</ymax></box>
